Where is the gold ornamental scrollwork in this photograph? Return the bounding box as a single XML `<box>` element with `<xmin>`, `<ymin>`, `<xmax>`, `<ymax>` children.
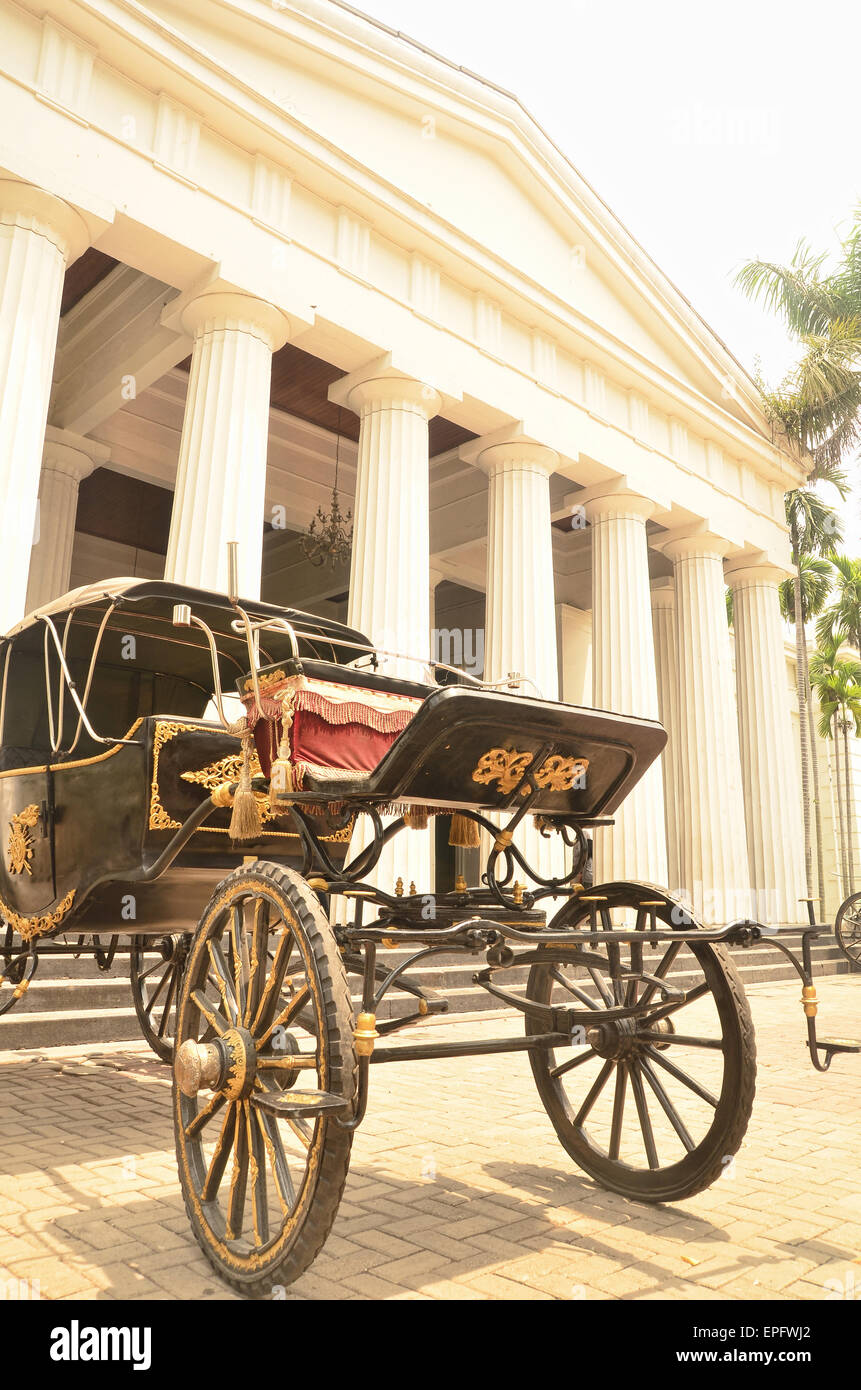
<box><xmin>182</xmin><ymin>752</ymin><xmax>280</xmax><ymax>826</ymax></box>
<box><xmin>533</xmin><ymin>755</ymin><xmax>589</xmax><ymax>791</ymax></box>
<box><xmin>471</xmin><ymin>748</ymin><xmax>534</xmax><ymax>794</ymax></box>
<box><xmin>0</xmin><ymin>888</ymin><xmax>76</xmax><ymax>942</ymax></box>
<box><xmin>7</xmin><ymin>805</ymin><xmax>40</xmax><ymax>876</ymax></box>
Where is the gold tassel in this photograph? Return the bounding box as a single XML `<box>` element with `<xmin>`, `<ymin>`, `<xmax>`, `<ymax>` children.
<box><xmin>229</xmin><ymin>728</ymin><xmax>263</xmax><ymax>842</ymax></box>
<box><xmin>268</xmin><ymin>689</ymin><xmax>297</xmax><ymax>815</ymax></box>
<box><xmin>449</xmin><ymin>812</ymin><xmax>480</xmax><ymax>849</ymax></box>
<box><xmin>405</xmin><ymin>805</ymin><xmax>429</xmax><ymax>830</ymax></box>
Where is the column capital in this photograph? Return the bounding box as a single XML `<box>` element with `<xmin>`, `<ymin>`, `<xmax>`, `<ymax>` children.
<box><xmin>724</xmin><ymin>551</ymin><xmax>792</xmax><ymax>590</ymax></box>
<box><xmin>459</xmin><ymin>427</ymin><xmax>558</xmax><ymax>477</ymax></box>
<box><xmin>659</xmin><ymin>525</ymin><xmax>733</xmax><ymax>562</ymax></box>
<box><xmin>176</xmin><ymin>290</ymin><xmax>291</xmax><ymax>352</ymax></box>
<box><xmin>0</xmin><ymin>179</ymin><xmax>89</xmax><ymax>263</ymax></box>
<box><xmin>577</xmin><ymin>479</ymin><xmax>659</xmax><ymax>525</ymax></box>
<box><xmin>329</xmin><ymin>354</ymin><xmax>442</xmax><ymax>419</ymax></box>
<box><xmin>42</xmin><ymin>426</ymin><xmax>109</xmax><ymax>483</ymax></box>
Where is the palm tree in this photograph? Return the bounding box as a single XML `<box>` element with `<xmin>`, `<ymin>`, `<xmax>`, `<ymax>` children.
<box><xmin>816</xmin><ymin>554</ymin><xmax>861</xmax><ymax>654</ymax></box>
<box><xmin>784</xmin><ymin>488</ymin><xmax>845</xmax><ymax>916</ymax></box>
<box><xmin>735</xmin><ymin>211</ymin><xmax>861</xmax><ymax>469</ymax></box>
<box><xmin>810</xmin><ymin>642</ymin><xmax>861</xmax><ymax>895</ymax></box>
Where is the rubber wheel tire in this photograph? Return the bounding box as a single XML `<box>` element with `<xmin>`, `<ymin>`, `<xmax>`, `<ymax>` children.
<box><xmin>174</xmin><ymin>861</ymin><xmax>356</xmax><ymax>1296</ymax></box>
<box><xmin>527</xmin><ymin>882</ymin><xmax>757</xmax><ymax>1204</ymax></box>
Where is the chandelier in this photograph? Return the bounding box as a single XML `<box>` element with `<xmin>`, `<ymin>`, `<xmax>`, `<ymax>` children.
<box><xmin>301</xmin><ymin>412</ymin><xmax>353</xmax><ymax>568</ymax></box>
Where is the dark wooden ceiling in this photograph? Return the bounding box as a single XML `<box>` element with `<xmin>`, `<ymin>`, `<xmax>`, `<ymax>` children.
<box><xmin>61</xmin><ymin>248</ymin><xmax>119</xmax><ymax>316</ymax></box>
<box><xmin>179</xmin><ymin>343</ymin><xmax>476</xmax><ymax>458</ymax></box>
<box><xmin>76</xmin><ymin>468</ymin><xmax>173</xmax><ymax>554</ymax></box>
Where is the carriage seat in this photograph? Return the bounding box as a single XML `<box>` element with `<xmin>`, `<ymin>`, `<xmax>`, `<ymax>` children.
<box><xmin>239</xmin><ymin>658</ymin><xmax>432</xmax><ymax>788</ymax></box>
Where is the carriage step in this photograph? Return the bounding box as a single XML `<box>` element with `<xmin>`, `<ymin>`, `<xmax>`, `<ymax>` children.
<box><xmin>252</xmin><ymin>1089</ymin><xmax>349</xmax><ymax>1119</ymax></box>
<box><xmin>816</xmin><ymin>1036</ymin><xmax>861</xmax><ymax>1055</ymax></box>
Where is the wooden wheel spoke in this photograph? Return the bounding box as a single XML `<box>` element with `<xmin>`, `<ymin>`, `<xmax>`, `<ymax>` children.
<box><xmin>208</xmin><ymin>939</ymin><xmax>239</xmax><ymax>1024</ymax></box>
<box><xmin>286</xmin><ymin>1116</ymin><xmax>313</xmax><ymax>1149</ymax></box>
<box><xmin>190</xmin><ymin>988</ymin><xmax>230</xmax><ymax>1038</ymax></box>
<box><xmin>638</xmin><ymin>1056</ymin><xmax>696</xmax><ymax>1152</ymax></box>
<box><xmin>572</xmin><ymin>1059</ymin><xmax>614</xmax><ymax>1127</ymax></box>
<box><xmin>245</xmin><ymin>898</ymin><xmax>270</xmax><ymax>1028</ymax></box>
<box><xmin>230</xmin><ymin>904</ymin><xmax>249</xmax><ymax>1022</ymax></box>
<box><xmin>244</xmin><ymin>1100</ymin><xmax>269</xmax><ymax>1246</ymax></box>
<box><xmin>608</xmin><ymin>1060</ymin><xmax>628</xmax><ymax>1160</ymax></box>
<box><xmin>585</xmin><ymin>966</ymin><xmax>613</xmax><ymax>1008</ymax></box>
<box><xmin>143</xmin><ymin>964</ymin><xmax>172</xmax><ymax>1015</ymax></box>
<box><xmin>257</xmin><ymin>985</ymin><xmax>312</xmax><ymax>1050</ymax></box>
<box><xmin>643</xmin><ymin>980</ymin><xmax>711</xmax><ymax>1026</ymax></box>
<box><xmin>550</xmin><ymin>967</ymin><xmax>600</xmax><ymax>1010</ymax></box>
<box><xmin>628</xmin><ymin>1061</ymin><xmax>659</xmax><ymax>1169</ymax></box>
<box><xmin>550</xmin><ymin>1047</ymin><xmax>599</xmax><ymax>1080</ymax></box>
<box><xmin>250</xmin><ymin>928</ymin><xmax>295</xmax><ymax>1037</ymax></box>
<box><xmin>137</xmin><ymin>958</ymin><xmax>167</xmax><ymax>984</ymax></box>
<box><xmin>257</xmin><ymin>1108</ymin><xmax>297</xmax><ymax>1212</ymax></box>
<box><xmin>201</xmin><ymin>1104</ymin><xmax>237</xmax><ymax>1202</ymax></box>
<box><xmin>156</xmin><ymin>966</ymin><xmax>179</xmax><ymax>1038</ymax></box>
<box><xmin>637</xmin><ymin>1031</ymin><xmax>723</xmax><ymax>1050</ymax></box>
<box><xmin>185</xmin><ymin>1092</ymin><xmax>226</xmax><ymax>1141</ymax></box>
<box><xmin>643</xmin><ymin>1045</ymin><xmax>719</xmax><ymax>1108</ymax></box>
<box><xmin>225</xmin><ymin>1102</ymin><xmax>250</xmax><ymax>1241</ymax></box>
<box><xmin>637</xmin><ymin>941</ymin><xmax>682</xmax><ymax>1007</ymax></box>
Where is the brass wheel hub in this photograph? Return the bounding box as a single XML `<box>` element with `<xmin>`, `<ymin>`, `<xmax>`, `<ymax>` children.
<box><xmin>175</xmin><ymin>1026</ymin><xmax>258</xmax><ymax>1100</ymax></box>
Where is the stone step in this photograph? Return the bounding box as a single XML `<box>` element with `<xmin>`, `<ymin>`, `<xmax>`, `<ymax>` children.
<box><xmin>2</xmin><ymin>931</ymin><xmax>853</xmax><ymax>1051</ymax></box>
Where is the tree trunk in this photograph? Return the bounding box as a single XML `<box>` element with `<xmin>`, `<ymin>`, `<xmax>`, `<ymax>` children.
<box><xmin>834</xmin><ymin>716</ymin><xmax>849</xmax><ymax>893</ymax></box>
<box><xmin>843</xmin><ymin>718</ymin><xmax>856</xmax><ymax>894</ymax></box>
<box><xmin>792</xmin><ymin>568</ymin><xmax>814</xmax><ymax>902</ymax></box>
<box><xmin>801</xmin><ymin>634</ymin><xmax>827</xmax><ymax>919</ymax></box>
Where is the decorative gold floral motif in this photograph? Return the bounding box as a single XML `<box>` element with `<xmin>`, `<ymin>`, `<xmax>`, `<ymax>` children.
<box><xmin>243</xmin><ymin>668</ymin><xmax>287</xmax><ymax>696</ymax></box>
<box><xmin>7</xmin><ymin>805</ymin><xmax>40</xmax><ymax>876</ymax></box>
<box><xmin>471</xmin><ymin>748</ymin><xmax>534</xmax><ymax>794</ymax></box>
<box><xmin>149</xmin><ymin>721</ymin><xmax>190</xmax><ymax>830</ymax></box>
<box><xmin>151</xmin><ymin>721</ymin><xmax>353</xmax><ymax>843</ymax></box>
<box><xmin>533</xmin><ymin>755</ymin><xmax>589</xmax><ymax>791</ymax></box>
<box><xmin>0</xmin><ymin>888</ymin><xmax>76</xmax><ymax>942</ymax></box>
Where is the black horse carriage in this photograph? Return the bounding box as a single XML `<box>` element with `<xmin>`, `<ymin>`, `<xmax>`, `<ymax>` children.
<box><xmin>1</xmin><ymin>558</ymin><xmax>858</xmax><ymax>1295</ymax></box>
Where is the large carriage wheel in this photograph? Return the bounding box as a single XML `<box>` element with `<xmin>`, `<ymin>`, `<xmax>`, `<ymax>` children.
<box><xmin>130</xmin><ymin>934</ymin><xmax>190</xmax><ymax>1062</ymax></box>
<box><xmin>834</xmin><ymin>893</ymin><xmax>861</xmax><ymax>969</ymax></box>
<box><xmin>526</xmin><ymin>883</ymin><xmax>756</xmax><ymax>1203</ymax></box>
<box><xmin>173</xmin><ymin>862</ymin><xmax>356</xmax><ymax>1295</ymax></box>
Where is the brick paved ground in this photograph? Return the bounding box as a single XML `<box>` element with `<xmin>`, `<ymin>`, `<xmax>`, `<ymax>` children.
<box><xmin>0</xmin><ymin>975</ymin><xmax>859</xmax><ymax>1301</ymax></box>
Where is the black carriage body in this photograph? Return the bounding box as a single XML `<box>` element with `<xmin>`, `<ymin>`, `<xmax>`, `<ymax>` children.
<box><xmin>0</xmin><ymin>581</ymin><xmax>363</xmax><ymax>940</ymax></box>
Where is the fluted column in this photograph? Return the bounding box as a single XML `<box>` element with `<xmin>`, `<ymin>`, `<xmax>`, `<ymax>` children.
<box><xmin>584</xmin><ymin>490</ymin><xmax>668</xmax><ymax>884</ymax></box>
<box><xmin>727</xmin><ymin>559</ymin><xmax>806</xmax><ymax>922</ymax></box>
<box><xmin>330</xmin><ymin>366</ymin><xmax>441</xmax><ymax>898</ymax></box>
<box><xmin>164</xmin><ymin>291</ymin><xmax>291</xmax><ymax>599</ymax></box>
<box><xmin>0</xmin><ymin>180</ymin><xmax>88</xmax><ymax>633</ymax></box>
<box><xmin>479</xmin><ymin>442</ymin><xmax>560</xmax><ymax>700</ymax></box>
<box><xmin>25</xmin><ymin>428</ymin><xmax>109</xmax><ymax>612</ymax></box>
<box><xmin>650</xmin><ymin>577</ymin><xmax>682</xmax><ymax>888</ymax></box>
<box><xmin>469</xmin><ymin>438</ymin><xmax>561</xmax><ymax>880</ymax></box>
<box><xmin>664</xmin><ymin>533</ymin><xmax>750</xmax><ymax>922</ymax></box>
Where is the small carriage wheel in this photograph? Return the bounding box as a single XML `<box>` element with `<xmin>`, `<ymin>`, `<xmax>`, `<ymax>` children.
<box><xmin>173</xmin><ymin>862</ymin><xmax>356</xmax><ymax>1295</ymax></box>
<box><xmin>526</xmin><ymin>884</ymin><xmax>756</xmax><ymax>1203</ymax></box>
<box><xmin>834</xmin><ymin>894</ymin><xmax>861</xmax><ymax>969</ymax></box>
<box><xmin>130</xmin><ymin>934</ymin><xmax>191</xmax><ymax>1062</ymax></box>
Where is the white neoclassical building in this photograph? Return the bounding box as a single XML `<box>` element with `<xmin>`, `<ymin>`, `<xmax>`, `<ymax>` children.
<box><xmin>0</xmin><ymin>0</ymin><xmax>829</xmax><ymax>923</ymax></box>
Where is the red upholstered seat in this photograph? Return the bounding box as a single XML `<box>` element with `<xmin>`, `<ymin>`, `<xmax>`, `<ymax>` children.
<box><xmin>241</xmin><ymin>666</ymin><xmax>425</xmax><ymax>786</ymax></box>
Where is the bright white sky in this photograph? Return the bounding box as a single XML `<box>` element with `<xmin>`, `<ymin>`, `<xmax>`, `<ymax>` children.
<box><xmin>353</xmin><ymin>0</ymin><xmax>861</xmax><ymax>541</ymax></box>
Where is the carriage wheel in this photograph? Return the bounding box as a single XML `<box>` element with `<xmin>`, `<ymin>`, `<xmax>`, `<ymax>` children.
<box><xmin>526</xmin><ymin>883</ymin><xmax>756</xmax><ymax>1203</ymax></box>
<box><xmin>835</xmin><ymin>893</ymin><xmax>861</xmax><ymax>969</ymax></box>
<box><xmin>130</xmin><ymin>934</ymin><xmax>190</xmax><ymax>1062</ymax></box>
<box><xmin>173</xmin><ymin>861</ymin><xmax>356</xmax><ymax>1295</ymax></box>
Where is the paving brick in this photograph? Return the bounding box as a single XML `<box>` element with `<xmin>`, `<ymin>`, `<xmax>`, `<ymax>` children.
<box><xmin>0</xmin><ymin>978</ymin><xmax>859</xmax><ymax>1300</ymax></box>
